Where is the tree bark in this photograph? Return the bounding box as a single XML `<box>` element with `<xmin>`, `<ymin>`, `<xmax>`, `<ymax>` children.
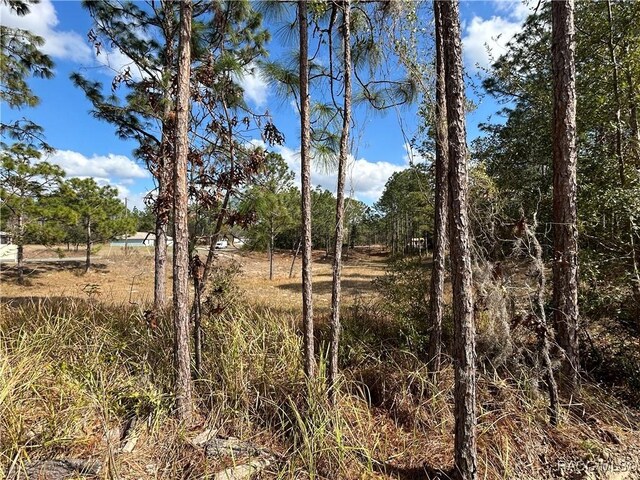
<box><xmin>427</xmin><ymin>0</ymin><xmax>449</xmax><ymax>376</ymax></box>
<box><xmin>299</xmin><ymin>0</ymin><xmax>315</xmax><ymax>379</ymax></box>
<box><xmin>328</xmin><ymin>0</ymin><xmax>352</xmax><ymax>406</ymax></box>
<box><xmin>552</xmin><ymin>0</ymin><xmax>580</xmax><ymax>395</ymax></box>
<box><xmin>154</xmin><ymin>90</ymin><xmax>175</xmax><ymax>311</ymax></box>
<box><xmin>441</xmin><ymin>1</ymin><xmax>477</xmax><ymax>478</ymax></box>
<box><xmin>172</xmin><ymin>0</ymin><xmax>193</xmax><ymax>423</ymax></box>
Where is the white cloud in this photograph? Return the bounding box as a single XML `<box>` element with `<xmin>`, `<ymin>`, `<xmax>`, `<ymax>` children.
<box><xmin>95</xmin><ymin>47</ymin><xmax>147</xmax><ymax>82</ymax></box>
<box><xmin>0</xmin><ymin>0</ymin><xmax>149</xmax><ymax>80</ymax></box>
<box><xmin>344</xmin><ymin>158</ymin><xmax>405</xmax><ymax>203</ymax></box>
<box><xmin>90</xmin><ymin>178</ymin><xmax>147</xmax><ymax>209</ymax></box>
<box><xmin>269</xmin><ymin>143</ymin><xmax>404</xmax><ymax>205</ymax></box>
<box><xmin>42</xmin><ymin>149</ymin><xmax>151</xmax><ymax>209</ymax></box>
<box><xmin>462</xmin><ymin>1</ymin><xmax>533</xmax><ymax>72</ymax></box>
<box><xmin>44</xmin><ymin>150</ymin><xmax>149</xmax><ymax>180</ymax></box>
<box><xmin>493</xmin><ymin>0</ymin><xmax>534</xmax><ymax>22</ymax></box>
<box><xmin>0</xmin><ymin>0</ymin><xmax>91</xmax><ymax>62</ymax></box>
<box><xmin>237</xmin><ymin>63</ymin><xmax>270</xmax><ymax>107</ymax></box>
<box><xmin>402</xmin><ymin>142</ymin><xmax>431</xmax><ymax>166</ymax></box>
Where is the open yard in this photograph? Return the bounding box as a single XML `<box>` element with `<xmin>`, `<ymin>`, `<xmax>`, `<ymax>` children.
<box><xmin>0</xmin><ymin>245</ymin><xmax>390</xmax><ymax>312</ymax></box>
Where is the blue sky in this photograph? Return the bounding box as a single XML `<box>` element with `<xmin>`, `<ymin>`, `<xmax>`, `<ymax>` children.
<box><xmin>1</xmin><ymin>0</ymin><xmax>531</xmax><ymax>209</ymax></box>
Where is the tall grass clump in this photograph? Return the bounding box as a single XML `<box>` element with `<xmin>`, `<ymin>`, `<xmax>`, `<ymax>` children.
<box><xmin>193</xmin><ymin>306</ymin><xmax>379</xmax><ymax>478</ymax></box>
<box><xmin>0</xmin><ymin>298</ymin><xmax>172</xmax><ymax>474</ymax></box>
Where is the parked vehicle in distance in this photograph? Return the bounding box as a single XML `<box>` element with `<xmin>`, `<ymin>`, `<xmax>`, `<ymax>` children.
<box><xmin>215</xmin><ymin>239</ymin><xmax>228</xmax><ymax>249</ymax></box>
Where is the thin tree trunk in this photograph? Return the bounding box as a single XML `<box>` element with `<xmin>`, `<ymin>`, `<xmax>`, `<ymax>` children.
<box><xmin>152</xmin><ymin>3</ymin><xmax>176</xmax><ymax>311</ymax></box>
<box><xmin>193</xmin><ymin>276</ymin><xmax>202</xmax><ymax>370</ymax></box>
<box><xmin>199</xmin><ymin>98</ymin><xmax>236</xmax><ymax>292</ymax></box>
<box><xmin>630</xmin><ymin>228</ymin><xmax>640</xmax><ymax>298</ymax></box>
<box><xmin>289</xmin><ymin>239</ymin><xmax>301</xmax><ymax>279</ymax></box>
<box><xmin>17</xmin><ymin>213</ymin><xmax>24</xmax><ymax>283</ymax></box>
<box><xmin>625</xmin><ymin>64</ymin><xmax>640</xmax><ymax>165</ymax></box>
<box><xmin>154</xmin><ymin>174</ymin><xmax>169</xmax><ymax>310</ymax></box>
<box><xmin>154</xmin><ymin>106</ymin><xmax>174</xmax><ymax>311</ymax></box>
<box><xmin>524</xmin><ymin>216</ymin><xmax>559</xmax><ymax>426</ymax></box>
<box><xmin>552</xmin><ymin>0</ymin><xmax>580</xmax><ymax>395</ymax></box>
<box><xmin>299</xmin><ymin>0</ymin><xmax>315</xmax><ymax>379</ymax></box>
<box><xmin>85</xmin><ymin>220</ymin><xmax>91</xmax><ymax>274</ymax></box>
<box><xmin>269</xmin><ymin>231</ymin><xmax>274</xmax><ymax>280</ymax></box>
<box><xmin>328</xmin><ymin>0</ymin><xmax>352</xmax><ymax>405</ymax></box>
<box><xmin>202</xmin><ymin>187</ymin><xmax>231</xmax><ymax>285</ymax></box>
<box><xmin>172</xmin><ymin>0</ymin><xmax>193</xmax><ymax>423</ymax></box>
<box><xmin>194</xmin><ymin>283</ymin><xmax>203</xmax><ymax>373</ymax></box>
<box><xmin>191</xmin><ymin>254</ymin><xmax>204</xmax><ymax>376</ymax></box>
<box><xmin>427</xmin><ymin>0</ymin><xmax>449</xmax><ymax>376</ymax></box>
<box><xmin>17</xmin><ymin>243</ymin><xmax>24</xmax><ymax>283</ymax></box>
<box><xmin>441</xmin><ymin>1</ymin><xmax>477</xmax><ymax>478</ymax></box>
<box><xmin>606</xmin><ymin>0</ymin><xmax>625</xmax><ymax>187</ymax></box>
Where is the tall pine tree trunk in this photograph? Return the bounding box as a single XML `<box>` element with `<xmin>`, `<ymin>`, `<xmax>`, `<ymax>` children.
<box><xmin>154</xmin><ymin>3</ymin><xmax>177</xmax><ymax>312</ymax></box>
<box><xmin>299</xmin><ymin>0</ymin><xmax>315</xmax><ymax>379</ymax></box>
<box><xmin>552</xmin><ymin>0</ymin><xmax>580</xmax><ymax>395</ymax></box>
<box><xmin>441</xmin><ymin>1</ymin><xmax>477</xmax><ymax>478</ymax></box>
<box><xmin>172</xmin><ymin>0</ymin><xmax>193</xmax><ymax>422</ymax></box>
<box><xmin>328</xmin><ymin>0</ymin><xmax>352</xmax><ymax>405</ymax></box>
<box><xmin>154</xmin><ymin>81</ymin><xmax>175</xmax><ymax>311</ymax></box>
<box><xmin>427</xmin><ymin>0</ymin><xmax>449</xmax><ymax>376</ymax></box>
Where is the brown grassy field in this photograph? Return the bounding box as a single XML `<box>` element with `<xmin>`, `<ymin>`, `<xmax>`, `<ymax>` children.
<box><xmin>0</xmin><ymin>244</ymin><xmax>388</xmax><ymax>311</ymax></box>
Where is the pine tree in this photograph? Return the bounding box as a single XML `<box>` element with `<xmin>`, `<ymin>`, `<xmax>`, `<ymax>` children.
<box><xmin>427</xmin><ymin>0</ymin><xmax>449</xmax><ymax>375</ymax></box>
<box><xmin>328</xmin><ymin>0</ymin><xmax>353</xmax><ymax>405</ymax></box>
<box><xmin>0</xmin><ymin>0</ymin><xmax>54</xmax><ymax>152</ymax></box>
<box><xmin>552</xmin><ymin>0</ymin><xmax>580</xmax><ymax>394</ymax></box>
<box><xmin>441</xmin><ymin>0</ymin><xmax>477</xmax><ymax>478</ymax></box>
<box><xmin>172</xmin><ymin>0</ymin><xmax>193</xmax><ymax>422</ymax></box>
<box><xmin>0</xmin><ymin>145</ymin><xmax>64</xmax><ymax>282</ymax></box>
<box><xmin>56</xmin><ymin>178</ymin><xmax>135</xmax><ymax>274</ymax></box>
<box><xmin>299</xmin><ymin>0</ymin><xmax>316</xmax><ymax>379</ymax></box>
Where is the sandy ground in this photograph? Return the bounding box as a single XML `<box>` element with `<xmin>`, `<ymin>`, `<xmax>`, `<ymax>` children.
<box><xmin>0</xmin><ymin>244</ymin><xmax>389</xmax><ymax>312</ymax></box>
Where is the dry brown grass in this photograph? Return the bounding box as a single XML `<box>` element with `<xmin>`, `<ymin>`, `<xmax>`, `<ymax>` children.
<box><xmin>0</xmin><ymin>245</ymin><xmax>157</xmax><ymax>304</ymax></box>
<box><xmin>2</xmin><ymin>246</ymin><xmax>640</xmax><ymax>480</ymax></box>
<box><xmin>0</xmin><ymin>245</ymin><xmax>387</xmax><ymax>311</ymax></box>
